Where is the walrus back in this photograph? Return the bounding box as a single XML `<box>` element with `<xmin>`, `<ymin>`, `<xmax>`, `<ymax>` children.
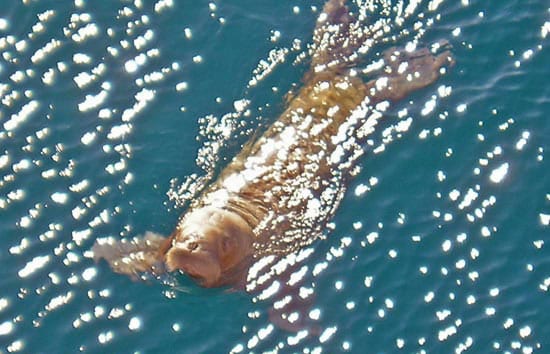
<box><xmin>194</xmin><ymin>0</ymin><xmax>453</xmax><ymax>257</ymax></box>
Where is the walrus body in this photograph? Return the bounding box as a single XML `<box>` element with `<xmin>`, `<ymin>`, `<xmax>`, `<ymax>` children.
<box><xmin>93</xmin><ymin>0</ymin><xmax>453</xmax><ymax>289</ymax></box>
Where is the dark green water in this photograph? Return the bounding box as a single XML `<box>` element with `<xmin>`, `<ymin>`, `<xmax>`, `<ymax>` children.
<box><xmin>0</xmin><ymin>1</ymin><xmax>548</xmax><ymax>353</ymax></box>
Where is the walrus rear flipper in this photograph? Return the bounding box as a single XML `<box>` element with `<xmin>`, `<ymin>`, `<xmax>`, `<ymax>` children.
<box><xmin>367</xmin><ymin>43</ymin><xmax>455</xmax><ymax>103</ymax></box>
<box><xmin>310</xmin><ymin>0</ymin><xmax>363</xmax><ymax>73</ymax></box>
<box><xmin>92</xmin><ymin>232</ymin><xmax>169</xmax><ymax>280</ymax></box>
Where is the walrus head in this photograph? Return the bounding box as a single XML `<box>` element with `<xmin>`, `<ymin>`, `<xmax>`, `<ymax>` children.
<box><xmin>164</xmin><ymin>206</ymin><xmax>254</xmax><ymax>288</ymax></box>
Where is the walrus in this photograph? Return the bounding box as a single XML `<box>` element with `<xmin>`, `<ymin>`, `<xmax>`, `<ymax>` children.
<box><xmin>93</xmin><ymin>0</ymin><xmax>454</xmax><ymax>290</ymax></box>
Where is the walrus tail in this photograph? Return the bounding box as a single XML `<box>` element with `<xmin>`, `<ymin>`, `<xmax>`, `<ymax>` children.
<box><xmin>309</xmin><ymin>0</ymin><xmax>363</xmax><ymax>74</ymax></box>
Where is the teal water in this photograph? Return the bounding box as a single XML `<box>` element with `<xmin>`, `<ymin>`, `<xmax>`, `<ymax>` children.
<box><xmin>1</xmin><ymin>1</ymin><xmax>549</xmax><ymax>353</ymax></box>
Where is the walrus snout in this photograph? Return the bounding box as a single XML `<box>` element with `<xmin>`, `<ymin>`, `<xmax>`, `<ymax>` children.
<box><xmin>187</xmin><ymin>242</ymin><xmax>198</xmax><ymax>251</ymax></box>
<box><xmin>175</xmin><ymin>235</ymin><xmax>200</xmax><ymax>252</ymax></box>
<box><xmin>163</xmin><ymin>206</ymin><xmax>255</xmax><ymax>287</ymax></box>
<box><xmin>165</xmin><ymin>243</ymin><xmax>221</xmax><ymax>285</ymax></box>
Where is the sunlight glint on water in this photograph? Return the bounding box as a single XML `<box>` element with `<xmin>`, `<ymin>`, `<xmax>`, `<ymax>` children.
<box><xmin>0</xmin><ymin>0</ymin><xmax>548</xmax><ymax>353</ymax></box>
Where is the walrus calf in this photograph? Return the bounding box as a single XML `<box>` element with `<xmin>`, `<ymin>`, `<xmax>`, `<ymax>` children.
<box><xmin>93</xmin><ymin>0</ymin><xmax>454</xmax><ymax>289</ymax></box>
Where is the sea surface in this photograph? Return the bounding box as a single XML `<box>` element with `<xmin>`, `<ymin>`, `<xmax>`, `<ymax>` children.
<box><xmin>0</xmin><ymin>1</ymin><xmax>549</xmax><ymax>353</ymax></box>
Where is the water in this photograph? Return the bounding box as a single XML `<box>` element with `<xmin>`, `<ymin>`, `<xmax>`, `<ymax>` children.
<box><xmin>1</xmin><ymin>1</ymin><xmax>549</xmax><ymax>353</ymax></box>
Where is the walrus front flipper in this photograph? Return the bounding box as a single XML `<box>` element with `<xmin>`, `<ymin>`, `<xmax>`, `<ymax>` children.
<box><xmin>92</xmin><ymin>232</ymin><xmax>169</xmax><ymax>280</ymax></box>
<box><xmin>310</xmin><ymin>0</ymin><xmax>363</xmax><ymax>72</ymax></box>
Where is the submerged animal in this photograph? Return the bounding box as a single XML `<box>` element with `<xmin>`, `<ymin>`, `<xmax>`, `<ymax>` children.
<box><xmin>93</xmin><ymin>0</ymin><xmax>453</xmax><ymax>290</ymax></box>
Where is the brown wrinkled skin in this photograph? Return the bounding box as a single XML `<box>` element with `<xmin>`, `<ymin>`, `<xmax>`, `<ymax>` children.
<box><xmin>92</xmin><ymin>0</ymin><xmax>454</xmax><ymax>290</ymax></box>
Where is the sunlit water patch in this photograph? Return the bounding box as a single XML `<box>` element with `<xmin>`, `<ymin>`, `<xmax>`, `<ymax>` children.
<box><xmin>1</xmin><ymin>0</ymin><xmax>549</xmax><ymax>353</ymax></box>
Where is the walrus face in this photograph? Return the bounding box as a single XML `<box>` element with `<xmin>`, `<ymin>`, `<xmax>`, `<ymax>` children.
<box><xmin>164</xmin><ymin>207</ymin><xmax>254</xmax><ymax>288</ymax></box>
